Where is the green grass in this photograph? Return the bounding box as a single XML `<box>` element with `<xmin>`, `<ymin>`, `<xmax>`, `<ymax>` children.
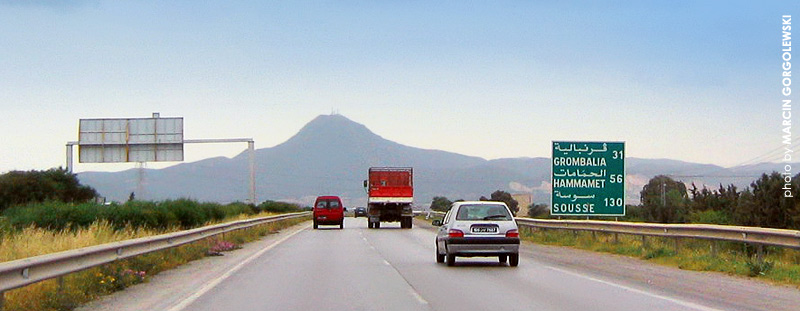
<box><xmin>520</xmin><ymin>227</ymin><xmax>800</xmax><ymax>288</ymax></box>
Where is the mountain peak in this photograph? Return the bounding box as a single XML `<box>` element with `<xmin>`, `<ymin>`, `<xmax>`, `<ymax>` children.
<box><xmin>285</xmin><ymin>114</ymin><xmax>383</xmax><ymax>147</ymax></box>
<box><xmin>302</xmin><ymin>114</ymin><xmax>368</xmax><ymax>132</ymax></box>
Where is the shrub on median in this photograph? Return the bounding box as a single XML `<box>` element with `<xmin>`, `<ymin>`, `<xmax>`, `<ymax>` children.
<box><xmin>2</xmin><ymin>199</ymin><xmax>263</xmax><ymax>232</ymax></box>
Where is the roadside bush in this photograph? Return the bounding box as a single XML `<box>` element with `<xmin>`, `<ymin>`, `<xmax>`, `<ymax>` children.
<box><xmin>745</xmin><ymin>257</ymin><xmax>774</xmax><ymax>277</ymax></box>
<box><xmin>162</xmin><ymin>200</ymin><xmax>209</xmax><ymax>229</ymax></box>
<box><xmin>688</xmin><ymin>210</ymin><xmax>732</xmax><ymax>225</ymax></box>
<box><xmin>643</xmin><ymin>247</ymin><xmax>676</xmax><ymax>260</ymax></box>
<box><xmin>256</xmin><ymin>200</ymin><xmax>302</xmax><ymax>213</ymax></box>
<box><xmin>2</xmin><ymin>199</ymin><xmax>295</xmax><ymax>233</ymax></box>
<box><xmin>102</xmin><ymin>201</ymin><xmax>177</xmax><ymax>230</ymax></box>
<box><xmin>214</xmin><ymin>202</ymin><xmax>254</xmax><ymax>219</ymax></box>
<box><xmin>3</xmin><ymin>201</ymin><xmax>101</xmax><ymax>231</ymax></box>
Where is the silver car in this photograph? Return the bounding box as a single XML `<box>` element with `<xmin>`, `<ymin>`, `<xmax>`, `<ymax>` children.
<box><xmin>433</xmin><ymin>201</ymin><xmax>520</xmax><ymax>266</ymax></box>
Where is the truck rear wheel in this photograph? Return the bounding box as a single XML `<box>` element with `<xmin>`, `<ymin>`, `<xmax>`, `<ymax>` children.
<box><xmin>368</xmin><ymin>222</ymin><xmax>373</xmax><ymax>229</ymax></box>
<box><xmin>401</xmin><ymin>217</ymin><xmax>413</xmax><ymax>229</ymax></box>
<box><xmin>374</xmin><ymin>222</ymin><xmax>380</xmax><ymax>229</ymax></box>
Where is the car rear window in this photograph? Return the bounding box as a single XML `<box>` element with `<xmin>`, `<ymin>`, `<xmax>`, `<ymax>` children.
<box><xmin>455</xmin><ymin>204</ymin><xmax>512</xmax><ymax>221</ymax></box>
<box><xmin>315</xmin><ymin>199</ymin><xmax>341</xmax><ymax>209</ymax></box>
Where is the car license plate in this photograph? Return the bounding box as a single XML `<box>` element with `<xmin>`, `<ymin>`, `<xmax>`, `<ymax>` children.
<box><xmin>471</xmin><ymin>227</ymin><xmax>497</xmax><ymax>233</ymax></box>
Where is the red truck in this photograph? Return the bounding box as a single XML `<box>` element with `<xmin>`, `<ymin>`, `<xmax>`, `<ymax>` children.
<box><xmin>363</xmin><ymin>167</ymin><xmax>414</xmax><ymax>229</ymax></box>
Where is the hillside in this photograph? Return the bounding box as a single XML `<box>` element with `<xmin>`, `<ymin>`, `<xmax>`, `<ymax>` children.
<box><xmin>77</xmin><ymin>114</ymin><xmax>793</xmax><ymax>207</ymax></box>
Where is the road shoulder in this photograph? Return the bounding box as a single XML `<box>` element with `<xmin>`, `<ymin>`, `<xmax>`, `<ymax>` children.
<box><xmin>415</xmin><ymin>217</ymin><xmax>800</xmax><ymax>311</ymax></box>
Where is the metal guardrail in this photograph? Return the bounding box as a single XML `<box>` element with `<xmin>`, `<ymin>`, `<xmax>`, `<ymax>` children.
<box><xmin>0</xmin><ymin>212</ymin><xmax>310</xmax><ymax>297</ymax></box>
<box><xmin>424</xmin><ymin>211</ymin><xmax>800</xmax><ymax>249</ymax></box>
<box><xmin>514</xmin><ymin>218</ymin><xmax>800</xmax><ymax>249</ymax></box>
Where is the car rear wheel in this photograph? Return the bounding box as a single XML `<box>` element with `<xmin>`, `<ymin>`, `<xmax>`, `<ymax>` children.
<box><xmin>509</xmin><ymin>254</ymin><xmax>519</xmax><ymax>267</ymax></box>
<box><xmin>446</xmin><ymin>254</ymin><xmax>456</xmax><ymax>266</ymax></box>
<box><xmin>499</xmin><ymin>255</ymin><xmax>507</xmax><ymax>263</ymax></box>
<box><xmin>339</xmin><ymin>221</ymin><xmax>344</xmax><ymax>229</ymax></box>
<box><xmin>313</xmin><ymin>221</ymin><xmax>318</xmax><ymax>229</ymax></box>
<box><xmin>436</xmin><ymin>245</ymin><xmax>445</xmax><ymax>263</ymax></box>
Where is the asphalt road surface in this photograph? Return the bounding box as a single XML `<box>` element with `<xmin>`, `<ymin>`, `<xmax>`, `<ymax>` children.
<box><xmin>79</xmin><ymin>217</ymin><xmax>800</xmax><ymax>311</ymax></box>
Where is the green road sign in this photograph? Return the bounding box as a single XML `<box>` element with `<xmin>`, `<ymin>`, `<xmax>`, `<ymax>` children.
<box><xmin>551</xmin><ymin>141</ymin><xmax>625</xmax><ymax>216</ymax></box>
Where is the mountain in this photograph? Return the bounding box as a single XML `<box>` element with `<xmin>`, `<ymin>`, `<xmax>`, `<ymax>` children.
<box><xmin>77</xmin><ymin>114</ymin><xmax>794</xmax><ymax>207</ymax></box>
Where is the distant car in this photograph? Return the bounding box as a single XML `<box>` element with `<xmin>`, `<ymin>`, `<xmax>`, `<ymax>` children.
<box><xmin>433</xmin><ymin>201</ymin><xmax>520</xmax><ymax>266</ymax></box>
<box><xmin>354</xmin><ymin>207</ymin><xmax>367</xmax><ymax>217</ymax></box>
<box><xmin>313</xmin><ymin>196</ymin><xmax>344</xmax><ymax>229</ymax></box>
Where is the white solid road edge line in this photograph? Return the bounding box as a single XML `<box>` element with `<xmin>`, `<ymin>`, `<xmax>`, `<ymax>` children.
<box><xmin>167</xmin><ymin>223</ymin><xmax>311</xmax><ymax>311</ymax></box>
<box><xmin>545</xmin><ymin>266</ymin><xmax>724</xmax><ymax>311</ymax></box>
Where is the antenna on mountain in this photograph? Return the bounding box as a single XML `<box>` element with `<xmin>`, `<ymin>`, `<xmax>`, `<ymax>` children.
<box><xmin>331</xmin><ymin>108</ymin><xmax>340</xmax><ymax>116</ymax></box>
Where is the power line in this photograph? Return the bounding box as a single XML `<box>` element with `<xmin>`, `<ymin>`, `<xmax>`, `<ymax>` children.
<box><xmin>730</xmin><ymin>136</ymin><xmax>800</xmax><ymax>167</ymax></box>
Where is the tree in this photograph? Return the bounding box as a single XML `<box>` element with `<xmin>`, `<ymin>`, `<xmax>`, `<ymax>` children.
<box><xmin>481</xmin><ymin>190</ymin><xmax>519</xmax><ymax>216</ymax></box>
<box><xmin>527</xmin><ymin>203</ymin><xmax>549</xmax><ymax>218</ymax></box>
<box><xmin>640</xmin><ymin>175</ymin><xmax>689</xmax><ymax>223</ymax></box>
<box><xmin>430</xmin><ymin>196</ymin><xmax>452</xmax><ymax>212</ymax></box>
<box><xmin>687</xmin><ymin>183</ymin><xmax>738</xmax><ymax>225</ymax></box>
<box><xmin>0</xmin><ymin>168</ymin><xmax>97</xmax><ymax>212</ymax></box>
<box><xmin>734</xmin><ymin>172</ymin><xmax>800</xmax><ymax>229</ymax></box>
<box><xmin>733</xmin><ymin>188</ymin><xmax>758</xmax><ymax>227</ymax></box>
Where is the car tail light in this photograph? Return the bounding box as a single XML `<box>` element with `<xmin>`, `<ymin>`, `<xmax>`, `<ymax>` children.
<box><xmin>506</xmin><ymin>229</ymin><xmax>519</xmax><ymax>238</ymax></box>
<box><xmin>448</xmin><ymin>229</ymin><xmax>464</xmax><ymax>238</ymax></box>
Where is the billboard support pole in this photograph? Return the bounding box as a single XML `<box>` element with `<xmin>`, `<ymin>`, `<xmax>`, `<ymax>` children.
<box><xmin>248</xmin><ymin>140</ymin><xmax>255</xmax><ymax>205</ymax></box>
<box><xmin>184</xmin><ymin>138</ymin><xmax>256</xmax><ymax>204</ymax></box>
<box><xmin>66</xmin><ymin>142</ymin><xmax>77</xmax><ymax>173</ymax></box>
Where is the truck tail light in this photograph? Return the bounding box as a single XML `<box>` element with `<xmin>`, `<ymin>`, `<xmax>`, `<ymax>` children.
<box><xmin>506</xmin><ymin>229</ymin><xmax>519</xmax><ymax>238</ymax></box>
<box><xmin>448</xmin><ymin>229</ymin><xmax>464</xmax><ymax>238</ymax></box>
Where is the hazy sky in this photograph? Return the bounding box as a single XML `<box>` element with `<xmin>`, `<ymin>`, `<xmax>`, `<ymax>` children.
<box><xmin>1</xmin><ymin>1</ymin><xmax>796</xmax><ymax>173</ymax></box>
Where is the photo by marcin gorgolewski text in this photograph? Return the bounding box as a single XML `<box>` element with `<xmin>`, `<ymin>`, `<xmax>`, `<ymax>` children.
<box><xmin>783</xmin><ymin>14</ymin><xmax>793</xmax><ymax>198</ymax></box>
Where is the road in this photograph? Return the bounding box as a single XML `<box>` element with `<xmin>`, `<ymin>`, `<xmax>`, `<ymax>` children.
<box><xmin>79</xmin><ymin>217</ymin><xmax>800</xmax><ymax>311</ymax></box>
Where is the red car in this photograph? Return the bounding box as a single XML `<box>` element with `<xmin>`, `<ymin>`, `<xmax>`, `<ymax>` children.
<box><xmin>313</xmin><ymin>196</ymin><xmax>344</xmax><ymax>229</ymax></box>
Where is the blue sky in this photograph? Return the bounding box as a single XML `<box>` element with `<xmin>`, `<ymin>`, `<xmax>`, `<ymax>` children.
<box><xmin>0</xmin><ymin>1</ymin><xmax>796</xmax><ymax>173</ymax></box>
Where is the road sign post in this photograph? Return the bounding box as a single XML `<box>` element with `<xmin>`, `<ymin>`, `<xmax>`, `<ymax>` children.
<box><xmin>551</xmin><ymin>141</ymin><xmax>625</xmax><ymax>216</ymax></box>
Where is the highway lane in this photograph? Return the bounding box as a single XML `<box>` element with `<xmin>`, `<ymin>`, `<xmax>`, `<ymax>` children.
<box><xmin>176</xmin><ymin>217</ymin><xmax>733</xmax><ymax>311</ymax></box>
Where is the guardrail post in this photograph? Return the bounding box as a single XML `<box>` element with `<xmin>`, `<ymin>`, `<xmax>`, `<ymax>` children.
<box><xmin>710</xmin><ymin>241</ymin><xmax>717</xmax><ymax>258</ymax></box>
<box><xmin>757</xmin><ymin>244</ymin><xmax>764</xmax><ymax>265</ymax></box>
<box><xmin>57</xmin><ymin>276</ymin><xmax>65</xmax><ymax>296</ymax></box>
<box><xmin>674</xmin><ymin>238</ymin><xmax>680</xmax><ymax>254</ymax></box>
<box><xmin>641</xmin><ymin>235</ymin><xmax>648</xmax><ymax>250</ymax></box>
<box><xmin>613</xmin><ymin>233</ymin><xmax>619</xmax><ymax>244</ymax></box>
<box><xmin>1</xmin><ymin>290</ymin><xmax>5</xmax><ymax>311</ymax></box>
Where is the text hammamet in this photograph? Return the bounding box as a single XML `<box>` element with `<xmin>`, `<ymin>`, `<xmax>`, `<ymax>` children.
<box><xmin>552</xmin><ymin>179</ymin><xmax>606</xmax><ymax>188</ymax></box>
